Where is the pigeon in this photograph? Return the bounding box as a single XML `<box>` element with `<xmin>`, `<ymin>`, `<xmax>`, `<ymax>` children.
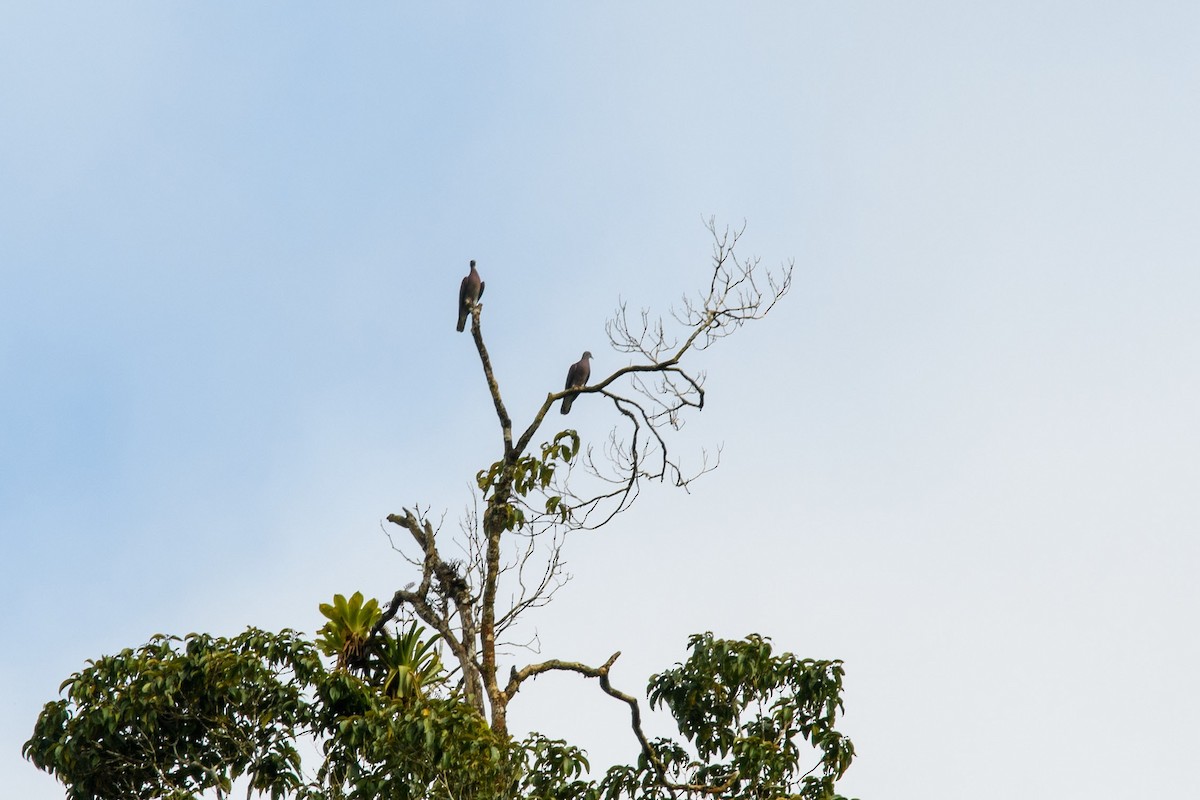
<box><xmin>457</xmin><ymin>260</ymin><xmax>485</xmax><ymax>332</ymax></box>
<box><xmin>560</xmin><ymin>351</ymin><xmax>592</xmax><ymax>414</ymax></box>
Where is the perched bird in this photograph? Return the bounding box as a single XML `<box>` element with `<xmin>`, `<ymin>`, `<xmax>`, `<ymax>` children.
<box><xmin>457</xmin><ymin>260</ymin><xmax>485</xmax><ymax>332</ymax></box>
<box><xmin>560</xmin><ymin>351</ymin><xmax>592</xmax><ymax>414</ymax></box>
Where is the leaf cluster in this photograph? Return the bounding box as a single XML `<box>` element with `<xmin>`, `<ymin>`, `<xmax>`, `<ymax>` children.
<box><xmin>637</xmin><ymin>632</ymin><xmax>857</xmax><ymax>800</ymax></box>
<box><xmin>317</xmin><ymin>592</ymin><xmax>382</xmax><ymax>671</ymax></box>
<box><xmin>317</xmin><ymin>592</ymin><xmax>446</xmax><ymax>704</ymax></box>
<box><xmin>23</xmin><ymin>628</ymin><xmax>324</xmax><ymax>800</ymax></box>
<box><xmin>476</xmin><ymin>430</ymin><xmax>581</xmax><ymax>530</ymax></box>
<box><xmin>23</xmin><ymin>623</ymin><xmax>516</xmax><ymax>800</ymax></box>
<box><xmin>316</xmin><ymin>693</ymin><xmax>515</xmax><ymax>800</ymax></box>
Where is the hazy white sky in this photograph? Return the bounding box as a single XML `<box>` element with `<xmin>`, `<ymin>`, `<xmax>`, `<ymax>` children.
<box><xmin>3</xmin><ymin>3</ymin><xmax>1199</xmax><ymax>798</ymax></box>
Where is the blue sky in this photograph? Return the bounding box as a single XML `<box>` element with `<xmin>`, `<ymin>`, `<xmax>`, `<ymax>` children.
<box><xmin>4</xmin><ymin>3</ymin><xmax>1199</xmax><ymax>797</ymax></box>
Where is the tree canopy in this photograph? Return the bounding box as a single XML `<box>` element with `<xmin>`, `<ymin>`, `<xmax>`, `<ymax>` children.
<box><xmin>26</xmin><ymin>222</ymin><xmax>857</xmax><ymax>800</ymax></box>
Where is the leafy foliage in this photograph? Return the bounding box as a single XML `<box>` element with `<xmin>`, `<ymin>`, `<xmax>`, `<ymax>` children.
<box><xmin>314</xmin><ymin>692</ymin><xmax>515</xmax><ymax>800</ymax></box>
<box><xmin>316</xmin><ymin>593</ymin><xmax>445</xmax><ymax>704</ymax></box>
<box><xmin>22</xmin><ymin>621</ymin><xmax>513</xmax><ymax>800</ymax></box>
<box><xmin>317</xmin><ymin>592</ymin><xmax>382</xmax><ymax>671</ymax></box>
<box><xmin>25</xmin><ymin>624</ymin><xmax>855</xmax><ymax>800</ymax></box>
<box><xmin>23</xmin><ymin>628</ymin><xmax>324</xmax><ymax>800</ymax></box>
<box><xmin>518</xmin><ymin>735</ymin><xmax>594</xmax><ymax>800</ymax></box>
<box><xmin>377</xmin><ymin>622</ymin><xmax>446</xmax><ymax>703</ymax></box>
<box><xmin>477</xmin><ymin>430</ymin><xmax>582</xmax><ymax>529</ymax></box>
<box><xmin>638</xmin><ymin>632</ymin><xmax>856</xmax><ymax>800</ymax></box>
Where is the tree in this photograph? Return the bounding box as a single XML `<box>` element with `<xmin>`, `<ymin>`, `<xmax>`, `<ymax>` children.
<box><xmin>26</xmin><ymin>221</ymin><xmax>857</xmax><ymax>799</ymax></box>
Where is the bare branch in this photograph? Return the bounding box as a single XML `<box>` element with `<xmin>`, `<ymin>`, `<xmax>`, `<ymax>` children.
<box><xmin>502</xmin><ymin>651</ymin><xmax>621</xmax><ymax>701</ymax></box>
<box><xmin>500</xmin><ymin>651</ymin><xmax>740</xmax><ymax>797</ymax></box>
<box><xmin>468</xmin><ymin>302</ymin><xmax>515</xmax><ymax>457</ymax></box>
<box><xmin>378</xmin><ymin>508</ymin><xmax>487</xmax><ymax>714</ymax></box>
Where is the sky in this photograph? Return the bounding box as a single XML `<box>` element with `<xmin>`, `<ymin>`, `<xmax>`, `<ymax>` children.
<box><xmin>3</xmin><ymin>2</ymin><xmax>1199</xmax><ymax>797</ymax></box>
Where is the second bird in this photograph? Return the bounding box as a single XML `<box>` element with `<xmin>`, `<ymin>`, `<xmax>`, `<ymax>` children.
<box><xmin>561</xmin><ymin>351</ymin><xmax>592</xmax><ymax>414</ymax></box>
